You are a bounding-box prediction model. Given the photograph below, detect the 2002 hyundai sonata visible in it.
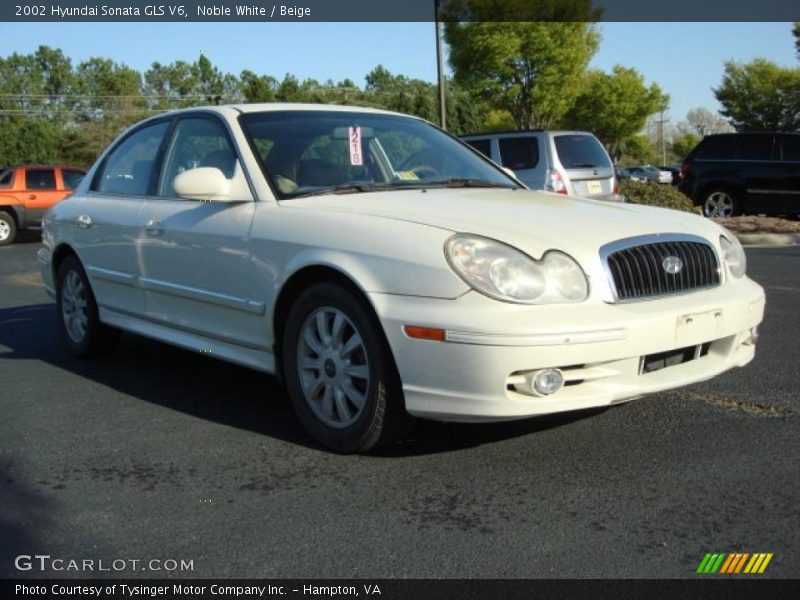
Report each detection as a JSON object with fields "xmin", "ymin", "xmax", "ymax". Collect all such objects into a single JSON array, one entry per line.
[{"xmin": 39, "ymin": 104, "xmax": 765, "ymax": 452}]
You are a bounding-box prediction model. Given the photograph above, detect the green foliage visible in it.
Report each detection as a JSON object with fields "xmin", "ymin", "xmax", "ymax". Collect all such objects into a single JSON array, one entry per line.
[
  {"xmin": 562, "ymin": 65, "xmax": 668, "ymax": 155},
  {"xmin": 671, "ymin": 133, "xmax": 700, "ymax": 161},
  {"xmin": 439, "ymin": 0, "xmax": 603, "ymax": 23},
  {"xmin": 620, "ymin": 180, "xmax": 696, "ymax": 213},
  {"xmin": 445, "ymin": 22, "xmax": 600, "ymax": 129},
  {"xmin": 794, "ymin": 22, "xmax": 800, "ymax": 61},
  {"xmin": 714, "ymin": 59, "xmax": 800, "ymax": 131},
  {"xmin": 239, "ymin": 70, "xmax": 278, "ymax": 103},
  {"xmin": 617, "ymin": 135, "xmax": 657, "ymax": 166}
]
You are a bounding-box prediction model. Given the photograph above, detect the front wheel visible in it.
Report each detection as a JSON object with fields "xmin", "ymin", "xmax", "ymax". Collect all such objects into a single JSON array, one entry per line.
[
  {"xmin": 56, "ymin": 255, "xmax": 119, "ymax": 357},
  {"xmin": 702, "ymin": 189, "xmax": 739, "ymax": 217},
  {"xmin": 282, "ymin": 282, "xmax": 407, "ymax": 453},
  {"xmin": 0, "ymin": 211, "xmax": 17, "ymax": 246}
]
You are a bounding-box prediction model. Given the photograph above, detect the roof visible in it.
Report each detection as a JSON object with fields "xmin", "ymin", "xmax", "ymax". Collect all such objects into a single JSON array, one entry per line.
[
  {"xmin": 460, "ymin": 129, "xmax": 593, "ymax": 138},
  {"xmin": 230, "ymin": 102, "xmax": 408, "ymax": 117},
  {"xmin": 162, "ymin": 102, "xmax": 414, "ymax": 119},
  {"xmin": 6, "ymin": 164, "xmax": 85, "ymax": 170}
]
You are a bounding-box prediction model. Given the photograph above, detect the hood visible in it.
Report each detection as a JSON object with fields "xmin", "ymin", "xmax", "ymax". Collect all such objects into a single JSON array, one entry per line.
[{"xmin": 281, "ymin": 187, "xmax": 721, "ymax": 260}]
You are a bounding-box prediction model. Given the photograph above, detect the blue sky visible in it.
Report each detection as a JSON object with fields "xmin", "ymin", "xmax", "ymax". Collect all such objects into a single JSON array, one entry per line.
[{"xmin": 0, "ymin": 21, "xmax": 796, "ymax": 124}]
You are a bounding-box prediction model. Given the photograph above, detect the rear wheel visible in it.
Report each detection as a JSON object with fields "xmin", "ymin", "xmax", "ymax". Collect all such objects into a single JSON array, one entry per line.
[
  {"xmin": 702, "ymin": 189, "xmax": 739, "ymax": 217},
  {"xmin": 0, "ymin": 211, "xmax": 17, "ymax": 246},
  {"xmin": 56, "ymin": 255, "xmax": 119, "ymax": 357},
  {"xmin": 282, "ymin": 281, "xmax": 407, "ymax": 453}
]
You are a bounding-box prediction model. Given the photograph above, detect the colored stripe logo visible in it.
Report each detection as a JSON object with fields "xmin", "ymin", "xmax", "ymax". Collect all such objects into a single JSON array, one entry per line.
[{"xmin": 696, "ymin": 552, "xmax": 773, "ymax": 574}]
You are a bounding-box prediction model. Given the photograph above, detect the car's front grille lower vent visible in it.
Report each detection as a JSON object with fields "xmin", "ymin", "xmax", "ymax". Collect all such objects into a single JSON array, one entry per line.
[{"xmin": 604, "ymin": 238, "xmax": 720, "ymax": 301}]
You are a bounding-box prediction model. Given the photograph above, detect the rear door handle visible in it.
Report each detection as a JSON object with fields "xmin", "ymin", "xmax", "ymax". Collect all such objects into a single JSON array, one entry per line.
[
  {"xmin": 28, "ymin": 194, "xmax": 37, "ymax": 200},
  {"xmin": 144, "ymin": 219, "xmax": 164, "ymax": 236},
  {"xmin": 76, "ymin": 215, "xmax": 92, "ymax": 229}
]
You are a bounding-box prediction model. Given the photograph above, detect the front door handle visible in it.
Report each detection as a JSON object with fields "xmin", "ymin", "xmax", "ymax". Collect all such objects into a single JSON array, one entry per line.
[
  {"xmin": 144, "ymin": 219, "xmax": 164, "ymax": 236},
  {"xmin": 76, "ymin": 215, "xmax": 92, "ymax": 229}
]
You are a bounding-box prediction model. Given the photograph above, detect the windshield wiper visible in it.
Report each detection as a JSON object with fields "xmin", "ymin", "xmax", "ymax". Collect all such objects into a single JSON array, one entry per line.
[
  {"xmin": 289, "ymin": 183, "xmax": 390, "ymax": 198},
  {"xmin": 569, "ymin": 163, "xmax": 599, "ymax": 168},
  {"xmin": 423, "ymin": 178, "xmax": 519, "ymax": 189}
]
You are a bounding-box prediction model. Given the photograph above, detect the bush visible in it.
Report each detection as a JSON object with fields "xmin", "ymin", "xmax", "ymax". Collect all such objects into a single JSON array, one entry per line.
[{"xmin": 620, "ymin": 179, "xmax": 697, "ymax": 213}]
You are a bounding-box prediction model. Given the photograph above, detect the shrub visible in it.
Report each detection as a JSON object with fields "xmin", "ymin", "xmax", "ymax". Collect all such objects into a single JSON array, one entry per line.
[{"xmin": 620, "ymin": 179, "xmax": 697, "ymax": 213}]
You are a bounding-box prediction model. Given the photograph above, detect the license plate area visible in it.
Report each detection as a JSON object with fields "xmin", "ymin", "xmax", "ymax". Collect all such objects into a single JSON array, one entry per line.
[
  {"xmin": 676, "ymin": 309, "xmax": 723, "ymax": 345},
  {"xmin": 586, "ymin": 181, "xmax": 602, "ymax": 195}
]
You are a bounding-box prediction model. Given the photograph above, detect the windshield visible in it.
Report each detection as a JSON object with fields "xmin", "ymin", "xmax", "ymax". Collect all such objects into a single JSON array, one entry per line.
[
  {"xmin": 240, "ymin": 110, "xmax": 519, "ymax": 199},
  {"xmin": 554, "ymin": 134, "xmax": 612, "ymax": 170}
]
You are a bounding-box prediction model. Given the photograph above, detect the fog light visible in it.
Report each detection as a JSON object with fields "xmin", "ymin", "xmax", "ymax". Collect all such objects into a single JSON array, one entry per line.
[{"xmin": 531, "ymin": 369, "xmax": 564, "ymax": 396}]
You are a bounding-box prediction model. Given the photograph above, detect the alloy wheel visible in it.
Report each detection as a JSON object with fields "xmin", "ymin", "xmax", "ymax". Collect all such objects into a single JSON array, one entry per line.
[
  {"xmin": 297, "ymin": 306, "xmax": 370, "ymax": 429},
  {"xmin": 61, "ymin": 270, "xmax": 89, "ymax": 343},
  {"xmin": 704, "ymin": 191, "xmax": 735, "ymax": 217}
]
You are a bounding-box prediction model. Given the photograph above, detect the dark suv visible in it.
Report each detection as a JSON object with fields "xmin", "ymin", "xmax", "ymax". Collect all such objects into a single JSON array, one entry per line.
[{"xmin": 679, "ymin": 132, "xmax": 800, "ymax": 217}]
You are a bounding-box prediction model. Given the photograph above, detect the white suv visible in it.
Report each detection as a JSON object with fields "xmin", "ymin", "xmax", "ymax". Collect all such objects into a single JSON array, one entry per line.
[{"xmin": 461, "ymin": 130, "xmax": 621, "ymax": 201}]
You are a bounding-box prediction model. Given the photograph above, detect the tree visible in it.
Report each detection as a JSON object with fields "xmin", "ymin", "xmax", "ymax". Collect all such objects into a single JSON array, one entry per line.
[
  {"xmin": 618, "ymin": 135, "xmax": 657, "ymax": 166},
  {"xmin": 445, "ymin": 22, "xmax": 600, "ymax": 129},
  {"xmin": 677, "ymin": 107, "xmax": 733, "ymax": 137},
  {"xmin": 239, "ymin": 70, "xmax": 278, "ymax": 103},
  {"xmin": 562, "ymin": 66, "xmax": 668, "ymax": 156},
  {"xmin": 794, "ymin": 22, "xmax": 800, "ymax": 61},
  {"xmin": 671, "ymin": 132, "xmax": 700, "ymax": 160},
  {"xmin": 714, "ymin": 59, "xmax": 800, "ymax": 131}
]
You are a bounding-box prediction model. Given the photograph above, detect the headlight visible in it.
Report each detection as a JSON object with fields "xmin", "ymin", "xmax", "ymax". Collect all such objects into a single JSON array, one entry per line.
[
  {"xmin": 445, "ymin": 234, "xmax": 588, "ymax": 304},
  {"xmin": 719, "ymin": 232, "xmax": 746, "ymax": 279}
]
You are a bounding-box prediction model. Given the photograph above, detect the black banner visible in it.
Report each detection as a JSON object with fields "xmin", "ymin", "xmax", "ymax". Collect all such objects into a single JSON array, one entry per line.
[
  {"xmin": 3, "ymin": 579, "xmax": 800, "ymax": 600},
  {"xmin": 1, "ymin": 0, "xmax": 800, "ymax": 23}
]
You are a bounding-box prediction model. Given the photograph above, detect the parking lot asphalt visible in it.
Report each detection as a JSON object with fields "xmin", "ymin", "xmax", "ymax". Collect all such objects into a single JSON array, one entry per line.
[{"xmin": 1, "ymin": 232, "xmax": 798, "ymax": 579}]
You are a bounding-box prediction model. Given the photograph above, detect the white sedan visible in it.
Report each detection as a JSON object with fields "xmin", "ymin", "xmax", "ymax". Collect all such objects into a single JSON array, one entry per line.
[
  {"xmin": 627, "ymin": 165, "xmax": 673, "ymax": 184},
  {"xmin": 38, "ymin": 104, "xmax": 765, "ymax": 452}
]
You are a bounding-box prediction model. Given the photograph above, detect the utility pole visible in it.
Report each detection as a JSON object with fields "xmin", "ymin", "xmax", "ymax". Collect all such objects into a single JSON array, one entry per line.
[
  {"xmin": 435, "ymin": 0, "xmax": 446, "ymax": 130},
  {"xmin": 653, "ymin": 109, "xmax": 669, "ymax": 165}
]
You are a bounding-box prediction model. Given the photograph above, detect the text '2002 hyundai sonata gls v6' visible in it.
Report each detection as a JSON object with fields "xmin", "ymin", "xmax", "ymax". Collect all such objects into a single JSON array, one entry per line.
[{"xmin": 38, "ymin": 104, "xmax": 765, "ymax": 452}]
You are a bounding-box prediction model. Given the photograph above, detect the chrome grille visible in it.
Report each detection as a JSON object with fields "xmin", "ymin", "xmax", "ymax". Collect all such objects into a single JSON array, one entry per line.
[{"xmin": 603, "ymin": 236, "xmax": 720, "ymax": 301}]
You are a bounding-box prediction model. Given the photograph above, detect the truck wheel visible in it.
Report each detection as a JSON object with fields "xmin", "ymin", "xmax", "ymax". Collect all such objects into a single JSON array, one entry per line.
[{"xmin": 0, "ymin": 211, "xmax": 16, "ymax": 246}]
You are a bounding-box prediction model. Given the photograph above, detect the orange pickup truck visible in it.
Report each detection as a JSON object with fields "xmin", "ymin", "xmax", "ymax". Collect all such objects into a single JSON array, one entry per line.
[{"xmin": 0, "ymin": 164, "xmax": 85, "ymax": 245}]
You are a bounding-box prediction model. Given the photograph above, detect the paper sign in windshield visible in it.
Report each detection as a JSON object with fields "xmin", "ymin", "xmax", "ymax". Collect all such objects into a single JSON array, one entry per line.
[{"xmin": 349, "ymin": 126, "xmax": 362, "ymax": 166}]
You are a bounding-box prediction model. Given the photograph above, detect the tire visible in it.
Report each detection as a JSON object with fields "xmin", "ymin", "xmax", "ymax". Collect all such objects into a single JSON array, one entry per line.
[
  {"xmin": 702, "ymin": 189, "xmax": 739, "ymax": 218},
  {"xmin": 282, "ymin": 281, "xmax": 408, "ymax": 453},
  {"xmin": 55, "ymin": 254, "xmax": 120, "ymax": 357},
  {"xmin": 0, "ymin": 211, "xmax": 17, "ymax": 246}
]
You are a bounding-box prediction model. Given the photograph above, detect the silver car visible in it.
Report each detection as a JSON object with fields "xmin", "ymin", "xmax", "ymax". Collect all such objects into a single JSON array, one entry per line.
[
  {"xmin": 461, "ymin": 130, "xmax": 620, "ymax": 201},
  {"xmin": 627, "ymin": 165, "xmax": 673, "ymax": 184}
]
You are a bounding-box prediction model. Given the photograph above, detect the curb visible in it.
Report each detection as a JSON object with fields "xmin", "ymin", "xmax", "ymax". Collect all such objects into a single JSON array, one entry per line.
[{"xmin": 733, "ymin": 232, "xmax": 800, "ymax": 247}]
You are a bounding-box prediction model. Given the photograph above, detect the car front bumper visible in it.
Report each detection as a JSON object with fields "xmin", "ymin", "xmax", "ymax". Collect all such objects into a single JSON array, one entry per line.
[{"xmin": 370, "ymin": 277, "xmax": 765, "ymax": 422}]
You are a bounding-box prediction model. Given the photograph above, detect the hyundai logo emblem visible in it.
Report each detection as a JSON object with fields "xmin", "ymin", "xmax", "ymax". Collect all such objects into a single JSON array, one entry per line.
[{"xmin": 662, "ymin": 256, "xmax": 684, "ymax": 275}]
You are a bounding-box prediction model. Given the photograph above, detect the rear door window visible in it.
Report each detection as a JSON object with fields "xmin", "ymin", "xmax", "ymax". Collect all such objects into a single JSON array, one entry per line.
[
  {"xmin": 465, "ymin": 138, "xmax": 491, "ymax": 158},
  {"xmin": 553, "ymin": 135, "xmax": 610, "ymax": 169},
  {"xmin": 695, "ymin": 136, "xmax": 736, "ymax": 160},
  {"xmin": 735, "ymin": 135, "xmax": 775, "ymax": 161},
  {"xmin": 93, "ymin": 120, "xmax": 171, "ymax": 196},
  {"xmin": 62, "ymin": 170, "xmax": 85, "ymax": 189},
  {"xmin": 0, "ymin": 169, "xmax": 13, "ymax": 187},
  {"xmin": 499, "ymin": 137, "xmax": 539, "ymax": 169},
  {"xmin": 26, "ymin": 169, "xmax": 57, "ymax": 190},
  {"xmin": 781, "ymin": 135, "xmax": 800, "ymax": 161}
]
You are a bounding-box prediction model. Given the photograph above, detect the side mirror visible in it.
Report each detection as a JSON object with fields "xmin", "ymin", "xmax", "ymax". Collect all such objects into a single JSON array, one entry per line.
[
  {"xmin": 501, "ymin": 167, "xmax": 517, "ymax": 179},
  {"xmin": 173, "ymin": 167, "xmax": 231, "ymax": 202}
]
